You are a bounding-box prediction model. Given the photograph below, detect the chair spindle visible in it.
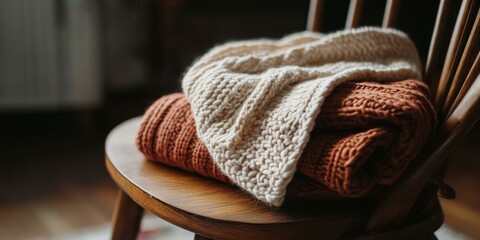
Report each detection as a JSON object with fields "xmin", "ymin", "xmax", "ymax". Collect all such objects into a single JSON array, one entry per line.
[
  {"xmin": 307, "ymin": 0, "xmax": 324, "ymax": 32},
  {"xmin": 346, "ymin": 0, "xmax": 364, "ymax": 29},
  {"xmin": 434, "ymin": 0, "xmax": 477, "ymax": 116},
  {"xmin": 447, "ymin": 51, "xmax": 480, "ymax": 118},
  {"xmin": 442, "ymin": 8, "xmax": 480, "ymax": 118},
  {"xmin": 382, "ymin": 0, "xmax": 400, "ymax": 27},
  {"xmin": 425, "ymin": 0, "xmax": 453, "ymax": 88}
]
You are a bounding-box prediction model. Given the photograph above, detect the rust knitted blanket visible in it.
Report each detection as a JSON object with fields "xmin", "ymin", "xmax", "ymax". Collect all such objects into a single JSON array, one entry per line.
[{"xmin": 137, "ymin": 79, "xmax": 436, "ymax": 199}]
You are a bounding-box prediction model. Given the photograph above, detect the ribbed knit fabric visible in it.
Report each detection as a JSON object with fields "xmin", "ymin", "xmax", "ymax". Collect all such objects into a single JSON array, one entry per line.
[
  {"xmin": 181, "ymin": 27, "xmax": 423, "ymax": 206},
  {"xmin": 137, "ymin": 93, "xmax": 230, "ymax": 183},
  {"xmin": 136, "ymin": 80, "xmax": 437, "ymax": 200}
]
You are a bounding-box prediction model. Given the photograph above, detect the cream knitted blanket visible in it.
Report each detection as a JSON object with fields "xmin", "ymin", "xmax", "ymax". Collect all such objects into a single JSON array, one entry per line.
[{"xmin": 182, "ymin": 27, "xmax": 422, "ymax": 206}]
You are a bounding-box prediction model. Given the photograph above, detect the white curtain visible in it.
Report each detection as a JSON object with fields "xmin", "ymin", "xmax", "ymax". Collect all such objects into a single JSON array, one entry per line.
[{"xmin": 0, "ymin": 0, "xmax": 102, "ymax": 109}]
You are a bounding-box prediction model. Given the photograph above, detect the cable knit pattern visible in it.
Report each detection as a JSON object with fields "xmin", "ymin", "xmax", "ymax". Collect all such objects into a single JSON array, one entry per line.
[
  {"xmin": 181, "ymin": 27, "xmax": 422, "ymax": 206},
  {"xmin": 137, "ymin": 80, "xmax": 436, "ymax": 202}
]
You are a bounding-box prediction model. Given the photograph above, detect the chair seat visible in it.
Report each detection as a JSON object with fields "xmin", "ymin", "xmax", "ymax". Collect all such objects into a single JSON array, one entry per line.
[{"xmin": 105, "ymin": 117, "xmax": 375, "ymax": 239}]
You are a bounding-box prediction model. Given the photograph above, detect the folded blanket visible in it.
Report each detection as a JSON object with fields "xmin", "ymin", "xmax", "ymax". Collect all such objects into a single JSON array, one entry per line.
[
  {"xmin": 181, "ymin": 27, "xmax": 423, "ymax": 206},
  {"xmin": 137, "ymin": 80, "xmax": 436, "ymax": 200}
]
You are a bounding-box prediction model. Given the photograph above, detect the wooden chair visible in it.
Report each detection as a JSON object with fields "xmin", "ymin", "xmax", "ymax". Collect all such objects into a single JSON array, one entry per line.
[{"xmin": 105, "ymin": 0, "xmax": 480, "ymax": 239}]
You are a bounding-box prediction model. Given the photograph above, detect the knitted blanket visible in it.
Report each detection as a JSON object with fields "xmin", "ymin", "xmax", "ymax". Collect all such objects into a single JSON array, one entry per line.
[
  {"xmin": 180, "ymin": 27, "xmax": 423, "ymax": 206},
  {"xmin": 137, "ymin": 80, "xmax": 436, "ymax": 202}
]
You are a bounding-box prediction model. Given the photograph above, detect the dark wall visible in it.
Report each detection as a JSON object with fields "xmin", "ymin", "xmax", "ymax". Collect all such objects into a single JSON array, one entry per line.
[
  {"xmin": 151, "ymin": 0, "xmax": 310, "ymax": 93},
  {"xmin": 144, "ymin": 0, "xmax": 446, "ymax": 95}
]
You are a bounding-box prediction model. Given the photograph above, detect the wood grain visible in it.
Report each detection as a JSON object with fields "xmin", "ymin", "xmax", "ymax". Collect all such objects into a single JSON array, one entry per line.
[
  {"xmin": 111, "ymin": 191, "xmax": 144, "ymax": 240},
  {"xmin": 105, "ymin": 118, "xmax": 369, "ymax": 240},
  {"xmin": 194, "ymin": 234, "xmax": 213, "ymax": 240},
  {"xmin": 106, "ymin": 118, "xmax": 450, "ymax": 239},
  {"xmin": 106, "ymin": 117, "xmax": 449, "ymax": 239}
]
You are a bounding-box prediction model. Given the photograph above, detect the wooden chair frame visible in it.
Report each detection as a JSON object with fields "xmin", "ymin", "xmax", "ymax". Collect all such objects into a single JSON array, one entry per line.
[{"xmin": 106, "ymin": 0, "xmax": 480, "ymax": 239}]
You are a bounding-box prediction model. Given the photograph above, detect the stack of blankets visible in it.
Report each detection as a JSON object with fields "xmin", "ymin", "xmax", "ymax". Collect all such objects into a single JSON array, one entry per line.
[{"xmin": 136, "ymin": 27, "xmax": 437, "ymax": 206}]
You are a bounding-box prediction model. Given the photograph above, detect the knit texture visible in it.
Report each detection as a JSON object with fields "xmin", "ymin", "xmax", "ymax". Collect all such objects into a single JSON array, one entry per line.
[
  {"xmin": 136, "ymin": 80, "xmax": 436, "ymax": 201},
  {"xmin": 181, "ymin": 27, "xmax": 423, "ymax": 206}
]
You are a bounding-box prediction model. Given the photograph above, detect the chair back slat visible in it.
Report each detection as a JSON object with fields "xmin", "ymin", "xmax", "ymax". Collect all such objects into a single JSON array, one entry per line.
[
  {"xmin": 448, "ymin": 51, "xmax": 480, "ymax": 117},
  {"xmin": 366, "ymin": 73, "xmax": 480, "ymax": 231},
  {"xmin": 419, "ymin": 72, "xmax": 480, "ymax": 191},
  {"xmin": 443, "ymin": 74, "xmax": 480, "ymax": 142},
  {"xmin": 307, "ymin": 0, "xmax": 324, "ymax": 32},
  {"xmin": 442, "ymin": 9, "xmax": 480, "ymax": 118},
  {"xmin": 346, "ymin": 0, "xmax": 364, "ymax": 29},
  {"xmin": 340, "ymin": 0, "xmax": 480, "ymax": 231},
  {"xmin": 382, "ymin": 0, "xmax": 400, "ymax": 27},
  {"xmin": 305, "ymin": 0, "xmax": 480, "ymax": 233},
  {"xmin": 434, "ymin": 0, "xmax": 477, "ymax": 114},
  {"xmin": 425, "ymin": 0, "xmax": 454, "ymax": 88}
]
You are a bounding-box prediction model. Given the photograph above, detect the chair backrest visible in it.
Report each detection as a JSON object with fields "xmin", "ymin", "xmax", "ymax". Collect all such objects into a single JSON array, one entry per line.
[{"xmin": 307, "ymin": 0, "xmax": 480, "ymax": 232}]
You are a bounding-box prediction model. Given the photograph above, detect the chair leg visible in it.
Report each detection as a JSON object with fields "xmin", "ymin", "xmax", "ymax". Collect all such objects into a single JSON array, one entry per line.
[
  {"xmin": 194, "ymin": 234, "xmax": 214, "ymax": 240},
  {"xmin": 111, "ymin": 190, "xmax": 144, "ymax": 240}
]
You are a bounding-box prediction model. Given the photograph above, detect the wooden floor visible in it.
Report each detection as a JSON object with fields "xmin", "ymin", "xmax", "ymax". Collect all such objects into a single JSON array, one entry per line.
[
  {"xmin": 0, "ymin": 180, "xmax": 117, "ymax": 239},
  {"xmin": 0, "ymin": 111, "xmax": 117, "ymax": 240},
  {"xmin": 0, "ymin": 109, "xmax": 479, "ymax": 239}
]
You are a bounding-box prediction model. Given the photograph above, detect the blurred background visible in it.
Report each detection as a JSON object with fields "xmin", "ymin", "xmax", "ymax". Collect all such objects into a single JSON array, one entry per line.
[{"xmin": 0, "ymin": 0, "xmax": 478, "ymax": 239}]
